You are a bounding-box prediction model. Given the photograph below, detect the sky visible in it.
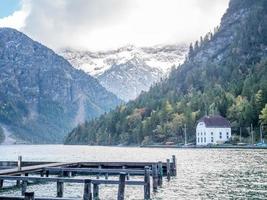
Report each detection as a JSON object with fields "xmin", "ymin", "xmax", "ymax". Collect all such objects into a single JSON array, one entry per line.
[{"xmin": 0, "ymin": 0, "xmax": 230, "ymax": 51}]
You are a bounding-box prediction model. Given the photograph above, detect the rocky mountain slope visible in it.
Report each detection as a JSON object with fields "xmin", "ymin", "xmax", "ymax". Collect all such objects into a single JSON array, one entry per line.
[
  {"xmin": 0, "ymin": 28, "xmax": 121, "ymax": 143},
  {"xmin": 60, "ymin": 44, "xmax": 188, "ymax": 101},
  {"xmin": 65, "ymin": 0, "xmax": 267, "ymax": 145}
]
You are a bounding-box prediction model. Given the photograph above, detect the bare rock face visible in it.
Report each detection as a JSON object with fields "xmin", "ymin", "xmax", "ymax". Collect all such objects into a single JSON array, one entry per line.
[
  {"xmin": 0, "ymin": 28, "xmax": 121, "ymax": 143},
  {"xmin": 60, "ymin": 44, "xmax": 188, "ymax": 101},
  {"xmin": 190, "ymin": 0, "xmax": 267, "ymax": 65}
]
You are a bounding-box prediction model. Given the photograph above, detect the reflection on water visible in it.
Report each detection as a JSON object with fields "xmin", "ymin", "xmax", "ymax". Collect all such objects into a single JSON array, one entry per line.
[{"xmin": 0, "ymin": 145, "xmax": 267, "ymax": 199}]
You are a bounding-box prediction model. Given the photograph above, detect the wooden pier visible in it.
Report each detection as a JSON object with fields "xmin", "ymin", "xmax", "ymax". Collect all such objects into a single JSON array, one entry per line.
[{"xmin": 0, "ymin": 156, "xmax": 177, "ymax": 200}]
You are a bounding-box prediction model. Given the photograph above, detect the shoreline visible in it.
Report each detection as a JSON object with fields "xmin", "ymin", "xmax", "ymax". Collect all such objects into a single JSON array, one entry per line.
[
  {"xmin": 1, "ymin": 143, "xmax": 267, "ymax": 150},
  {"xmin": 140, "ymin": 145, "xmax": 267, "ymax": 149}
]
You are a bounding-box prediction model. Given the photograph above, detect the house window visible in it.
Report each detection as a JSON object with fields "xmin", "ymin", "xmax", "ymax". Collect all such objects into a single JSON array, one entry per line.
[
  {"xmin": 204, "ymin": 132, "xmax": 206, "ymax": 136},
  {"xmin": 211, "ymin": 137, "xmax": 214, "ymax": 143},
  {"xmin": 226, "ymin": 132, "xmax": 229, "ymax": 139},
  {"xmin": 220, "ymin": 132, "xmax": 222, "ymax": 139},
  {"xmin": 211, "ymin": 132, "xmax": 213, "ymax": 136},
  {"xmin": 198, "ymin": 138, "xmax": 200, "ymax": 143},
  {"xmin": 201, "ymin": 132, "xmax": 202, "ymax": 136},
  {"xmin": 201, "ymin": 138, "xmax": 203, "ymax": 143},
  {"xmin": 204, "ymin": 137, "xmax": 206, "ymax": 143}
]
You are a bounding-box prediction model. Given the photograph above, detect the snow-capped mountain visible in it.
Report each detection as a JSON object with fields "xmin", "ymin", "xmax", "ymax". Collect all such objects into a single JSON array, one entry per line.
[{"xmin": 60, "ymin": 44, "xmax": 188, "ymax": 101}]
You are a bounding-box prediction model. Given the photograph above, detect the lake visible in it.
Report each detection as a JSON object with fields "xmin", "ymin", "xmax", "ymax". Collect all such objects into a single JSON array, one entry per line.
[{"xmin": 0, "ymin": 145, "xmax": 267, "ymax": 199}]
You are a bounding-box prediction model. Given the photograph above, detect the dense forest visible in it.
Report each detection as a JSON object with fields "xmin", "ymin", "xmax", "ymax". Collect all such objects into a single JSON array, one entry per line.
[{"xmin": 65, "ymin": 0, "xmax": 267, "ymax": 145}]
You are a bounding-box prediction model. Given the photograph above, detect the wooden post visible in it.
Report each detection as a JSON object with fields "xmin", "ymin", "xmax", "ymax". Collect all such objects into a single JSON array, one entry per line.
[
  {"xmin": 67, "ymin": 171, "xmax": 72, "ymax": 177},
  {"xmin": 96, "ymin": 165, "xmax": 101, "ymax": 179},
  {"xmin": 144, "ymin": 166, "xmax": 150, "ymax": 200},
  {"xmin": 157, "ymin": 162, "xmax": 163, "ymax": 187},
  {"xmin": 25, "ymin": 173, "xmax": 29, "ymax": 177},
  {"xmin": 166, "ymin": 159, "xmax": 171, "ymax": 182},
  {"xmin": 40, "ymin": 170, "xmax": 44, "ymax": 177},
  {"xmin": 57, "ymin": 181, "xmax": 64, "ymax": 197},
  {"xmin": 21, "ymin": 180, "xmax": 27, "ymax": 196},
  {"xmin": 93, "ymin": 184, "xmax": 99, "ymax": 200},
  {"xmin": 16, "ymin": 175, "xmax": 21, "ymax": 186},
  {"xmin": 152, "ymin": 164, "xmax": 158, "ymax": 192},
  {"xmin": 171, "ymin": 155, "xmax": 177, "ymax": 176},
  {"xmin": 122, "ymin": 166, "xmax": 129, "ymax": 180},
  {"xmin": 24, "ymin": 192, "xmax": 35, "ymax": 200},
  {"xmin": 117, "ymin": 172, "xmax": 126, "ymax": 200},
  {"xmin": 105, "ymin": 173, "xmax": 108, "ymax": 180},
  {"xmin": 0, "ymin": 179, "xmax": 3, "ymax": 189},
  {"xmin": 83, "ymin": 179, "xmax": 92, "ymax": 200},
  {"xmin": 18, "ymin": 156, "xmax": 22, "ymax": 171},
  {"xmin": 45, "ymin": 170, "xmax": 49, "ymax": 177}
]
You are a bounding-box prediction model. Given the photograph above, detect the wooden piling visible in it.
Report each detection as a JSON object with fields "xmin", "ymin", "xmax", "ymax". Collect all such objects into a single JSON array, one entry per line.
[
  {"xmin": 21, "ymin": 180, "xmax": 27, "ymax": 196},
  {"xmin": 144, "ymin": 166, "xmax": 150, "ymax": 200},
  {"xmin": 16, "ymin": 175, "xmax": 21, "ymax": 186},
  {"xmin": 40, "ymin": 170, "xmax": 44, "ymax": 177},
  {"xmin": 56, "ymin": 181, "xmax": 64, "ymax": 197},
  {"xmin": 122, "ymin": 166, "xmax": 129, "ymax": 180},
  {"xmin": 18, "ymin": 156, "xmax": 22, "ymax": 171},
  {"xmin": 166, "ymin": 159, "xmax": 171, "ymax": 182},
  {"xmin": 126, "ymin": 173, "xmax": 130, "ymax": 180},
  {"xmin": 157, "ymin": 162, "xmax": 163, "ymax": 187},
  {"xmin": 117, "ymin": 172, "xmax": 126, "ymax": 200},
  {"xmin": 24, "ymin": 192, "xmax": 35, "ymax": 200},
  {"xmin": 83, "ymin": 179, "xmax": 92, "ymax": 200},
  {"xmin": 171, "ymin": 155, "xmax": 177, "ymax": 176},
  {"xmin": 45, "ymin": 170, "xmax": 49, "ymax": 177},
  {"xmin": 69, "ymin": 171, "xmax": 73, "ymax": 177},
  {"xmin": 152, "ymin": 164, "xmax": 158, "ymax": 192},
  {"xmin": 105, "ymin": 173, "xmax": 108, "ymax": 180},
  {"xmin": 93, "ymin": 183, "xmax": 99, "ymax": 200},
  {"xmin": 96, "ymin": 166, "xmax": 101, "ymax": 179},
  {"xmin": 0, "ymin": 179, "xmax": 3, "ymax": 189}
]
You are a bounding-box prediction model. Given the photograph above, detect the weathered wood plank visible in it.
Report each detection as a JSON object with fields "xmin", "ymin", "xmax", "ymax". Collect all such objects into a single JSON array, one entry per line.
[
  {"xmin": 45, "ymin": 167, "xmax": 151, "ymax": 175},
  {"xmin": 0, "ymin": 163, "xmax": 75, "ymax": 176},
  {"xmin": 0, "ymin": 176, "xmax": 145, "ymax": 185}
]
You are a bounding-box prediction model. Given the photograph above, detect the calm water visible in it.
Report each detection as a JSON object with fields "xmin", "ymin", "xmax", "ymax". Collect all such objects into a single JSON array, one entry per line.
[{"xmin": 0, "ymin": 145, "xmax": 267, "ymax": 199}]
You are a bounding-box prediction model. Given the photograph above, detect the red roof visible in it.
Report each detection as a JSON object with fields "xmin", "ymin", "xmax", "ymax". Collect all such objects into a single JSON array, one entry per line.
[{"xmin": 198, "ymin": 115, "xmax": 231, "ymax": 128}]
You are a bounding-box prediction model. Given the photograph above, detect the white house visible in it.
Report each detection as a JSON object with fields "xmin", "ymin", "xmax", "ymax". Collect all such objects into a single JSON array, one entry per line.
[{"xmin": 196, "ymin": 115, "xmax": 231, "ymax": 146}]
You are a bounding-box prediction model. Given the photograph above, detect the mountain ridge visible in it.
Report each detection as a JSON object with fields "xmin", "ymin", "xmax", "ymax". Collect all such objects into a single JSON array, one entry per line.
[
  {"xmin": 60, "ymin": 44, "xmax": 188, "ymax": 101},
  {"xmin": 0, "ymin": 28, "xmax": 122, "ymax": 143}
]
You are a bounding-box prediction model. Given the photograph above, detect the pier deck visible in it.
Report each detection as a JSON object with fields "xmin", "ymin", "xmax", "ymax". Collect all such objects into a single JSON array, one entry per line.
[{"xmin": 0, "ymin": 155, "xmax": 177, "ymax": 200}]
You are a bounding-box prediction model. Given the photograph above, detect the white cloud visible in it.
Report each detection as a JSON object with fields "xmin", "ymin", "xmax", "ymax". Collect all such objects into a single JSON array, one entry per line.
[
  {"xmin": 0, "ymin": 0, "xmax": 29, "ymax": 30},
  {"xmin": 1, "ymin": 0, "xmax": 230, "ymax": 51}
]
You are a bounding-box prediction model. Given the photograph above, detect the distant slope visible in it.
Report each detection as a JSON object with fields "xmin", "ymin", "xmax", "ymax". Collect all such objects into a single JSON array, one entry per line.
[
  {"xmin": 0, "ymin": 126, "xmax": 4, "ymax": 144},
  {"xmin": 60, "ymin": 44, "xmax": 188, "ymax": 101},
  {"xmin": 65, "ymin": 0, "xmax": 267, "ymax": 145},
  {"xmin": 0, "ymin": 28, "xmax": 122, "ymax": 143}
]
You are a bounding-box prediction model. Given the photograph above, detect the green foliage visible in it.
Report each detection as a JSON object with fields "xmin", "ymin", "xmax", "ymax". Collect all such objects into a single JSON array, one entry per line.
[
  {"xmin": 260, "ymin": 104, "xmax": 267, "ymax": 125},
  {"xmin": 65, "ymin": 1, "xmax": 267, "ymax": 145}
]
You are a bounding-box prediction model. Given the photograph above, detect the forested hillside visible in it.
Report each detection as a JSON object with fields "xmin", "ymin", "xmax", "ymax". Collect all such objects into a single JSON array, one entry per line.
[{"xmin": 65, "ymin": 0, "xmax": 267, "ymax": 145}]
